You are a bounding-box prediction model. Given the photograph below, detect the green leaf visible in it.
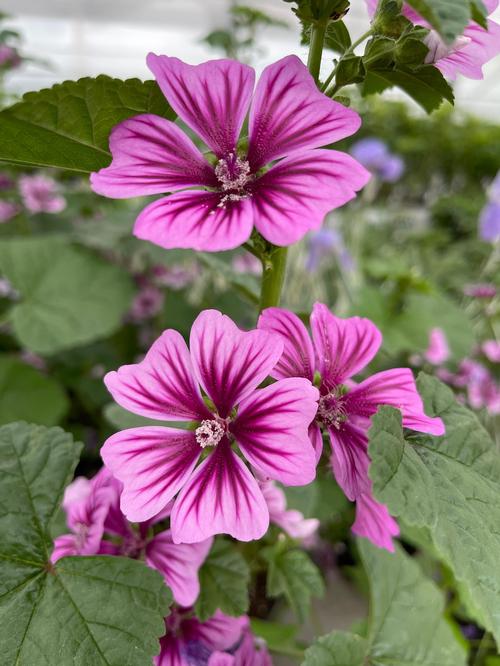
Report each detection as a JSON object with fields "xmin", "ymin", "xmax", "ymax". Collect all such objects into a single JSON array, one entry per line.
[
  {"xmin": 405, "ymin": 0, "xmax": 470, "ymax": 42},
  {"xmin": 0, "ymin": 421, "xmax": 171, "ymax": 665},
  {"xmin": 250, "ymin": 619, "xmax": 302, "ymax": 658},
  {"xmin": 324, "ymin": 20, "xmax": 352, "ymax": 53},
  {"xmin": 194, "ymin": 539, "xmax": 250, "ymax": 621},
  {"xmin": 470, "ymin": 0, "xmax": 488, "ymax": 28},
  {"xmin": 0, "ymin": 236, "xmax": 135, "ymax": 354},
  {"xmin": 0, "ymin": 355, "xmax": 68, "ymax": 425},
  {"xmin": 304, "ymin": 541, "xmax": 466, "ymax": 665},
  {"xmin": 303, "ymin": 631, "xmax": 368, "ymax": 665},
  {"xmin": 368, "ymin": 375, "xmax": 500, "ymax": 647},
  {"xmin": 0, "ymin": 76, "xmax": 175, "ymax": 172},
  {"xmin": 335, "ymin": 55, "xmax": 366, "ymax": 87},
  {"xmin": 363, "ymin": 64, "xmax": 454, "ymax": 113},
  {"xmin": 263, "ymin": 547, "xmax": 325, "ymax": 622}
]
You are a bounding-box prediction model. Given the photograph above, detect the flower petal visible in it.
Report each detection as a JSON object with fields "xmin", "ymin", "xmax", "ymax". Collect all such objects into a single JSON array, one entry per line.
[
  {"xmin": 170, "ymin": 439, "xmax": 269, "ymax": 543},
  {"xmin": 155, "ymin": 632, "xmax": 185, "ymax": 666},
  {"xmin": 352, "ymin": 491, "xmax": 399, "ymax": 552},
  {"xmin": 231, "ymin": 378, "xmax": 319, "ymax": 486},
  {"xmin": 51, "ymin": 534, "xmax": 80, "ymax": 563},
  {"xmin": 90, "ymin": 114, "xmax": 216, "ymax": 198},
  {"xmin": 346, "ymin": 368, "xmax": 445, "ymax": 435},
  {"xmin": 258, "ymin": 307, "xmax": 315, "ymax": 381},
  {"xmin": 309, "ymin": 422, "xmax": 324, "ymax": 463},
  {"xmin": 249, "ymin": 150, "xmax": 370, "ymax": 246},
  {"xmin": 190, "ymin": 310, "xmax": 283, "ymax": 418},
  {"xmin": 310, "ymin": 303, "xmax": 382, "ymax": 385},
  {"xmin": 260, "ymin": 480, "xmax": 319, "ymax": 540},
  {"xmin": 146, "ymin": 531, "xmax": 212, "ymax": 606},
  {"xmin": 134, "ymin": 190, "xmax": 254, "ymax": 252},
  {"xmin": 104, "ymin": 329, "xmax": 210, "ymax": 422},
  {"xmin": 248, "ymin": 55, "xmax": 362, "ymax": 170},
  {"xmin": 101, "ymin": 427, "xmax": 200, "ymax": 523},
  {"xmin": 327, "ymin": 424, "xmax": 371, "ymax": 501},
  {"xmin": 147, "ymin": 54, "xmax": 254, "ymax": 157},
  {"xmin": 183, "ymin": 611, "xmax": 247, "ymax": 652}
]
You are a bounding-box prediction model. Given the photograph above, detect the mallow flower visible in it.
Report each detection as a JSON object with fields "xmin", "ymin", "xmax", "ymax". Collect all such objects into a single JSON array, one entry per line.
[
  {"xmin": 101, "ymin": 309, "xmax": 319, "ymax": 544},
  {"xmin": 90, "ymin": 54, "xmax": 370, "ymax": 252},
  {"xmin": 155, "ymin": 609, "xmax": 252, "ymax": 666},
  {"xmin": 479, "ymin": 171, "xmax": 500, "ymax": 243},
  {"xmin": 350, "ymin": 138, "xmax": 404, "ymax": 183},
  {"xmin": 258, "ymin": 303, "xmax": 445, "ymax": 551},
  {"xmin": 366, "ymin": 0, "xmax": 500, "ymax": 80},
  {"xmin": 19, "ymin": 174, "xmax": 66, "ymax": 214},
  {"xmin": 52, "ymin": 468, "xmax": 211, "ymax": 606},
  {"xmin": 259, "ymin": 479, "xmax": 319, "ymax": 541}
]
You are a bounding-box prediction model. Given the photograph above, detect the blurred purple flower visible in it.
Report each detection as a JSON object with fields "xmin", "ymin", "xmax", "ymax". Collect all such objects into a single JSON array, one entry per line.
[
  {"xmin": 152, "ymin": 263, "xmax": 199, "ymax": 290},
  {"xmin": 463, "ymin": 283, "xmax": 496, "ymax": 298},
  {"xmin": 350, "ymin": 138, "xmax": 404, "ymax": 183},
  {"xmin": 306, "ymin": 228, "xmax": 355, "ymax": 273},
  {"xmin": 479, "ymin": 172, "xmax": 500, "ymax": 242},
  {"xmin": 0, "ymin": 173, "xmax": 14, "ymax": 190},
  {"xmin": 19, "ymin": 174, "xmax": 66, "ymax": 214},
  {"xmin": 232, "ymin": 252, "xmax": 262, "ymax": 275},
  {"xmin": 128, "ymin": 284, "xmax": 164, "ymax": 322},
  {"xmin": 0, "ymin": 44, "xmax": 21, "ymax": 69},
  {"xmin": 483, "ymin": 340, "xmax": 500, "ymax": 363},
  {"xmin": 424, "ymin": 328, "xmax": 450, "ymax": 365},
  {"xmin": 0, "ymin": 200, "xmax": 20, "ymax": 223}
]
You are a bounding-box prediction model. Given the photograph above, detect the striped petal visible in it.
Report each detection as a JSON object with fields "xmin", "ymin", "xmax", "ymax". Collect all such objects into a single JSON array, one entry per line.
[
  {"xmin": 258, "ymin": 307, "xmax": 315, "ymax": 381},
  {"xmin": 101, "ymin": 427, "xmax": 201, "ymax": 523},
  {"xmin": 249, "ymin": 150, "xmax": 370, "ymax": 246},
  {"xmin": 231, "ymin": 378, "xmax": 319, "ymax": 486},
  {"xmin": 248, "ymin": 55, "xmax": 362, "ymax": 170},
  {"xmin": 90, "ymin": 114, "xmax": 216, "ymax": 198},
  {"xmin": 134, "ymin": 190, "xmax": 254, "ymax": 252},
  {"xmin": 170, "ymin": 438, "xmax": 269, "ymax": 544},
  {"xmin": 104, "ymin": 329, "xmax": 210, "ymax": 422},
  {"xmin": 310, "ymin": 303, "xmax": 382, "ymax": 386},
  {"xmin": 189, "ymin": 309, "xmax": 283, "ymax": 418},
  {"xmin": 147, "ymin": 54, "xmax": 254, "ymax": 157}
]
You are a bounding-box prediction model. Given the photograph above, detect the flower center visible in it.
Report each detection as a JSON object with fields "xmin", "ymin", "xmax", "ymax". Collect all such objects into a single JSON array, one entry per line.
[
  {"xmin": 195, "ymin": 419, "xmax": 225, "ymax": 448},
  {"xmin": 317, "ymin": 388, "xmax": 349, "ymax": 430},
  {"xmin": 214, "ymin": 152, "xmax": 252, "ymax": 208},
  {"xmin": 121, "ymin": 533, "xmax": 146, "ymax": 559}
]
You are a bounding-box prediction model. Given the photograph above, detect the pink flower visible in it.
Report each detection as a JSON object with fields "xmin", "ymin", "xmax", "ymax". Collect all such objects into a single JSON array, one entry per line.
[
  {"xmin": 152, "ymin": 263, "xmax": 199, "ymax": 290},
  {"xmin": 424, "ymin": 327, "xmax": 450, "ymax": 365},
  {"xmin": 51, "ymin": 474, "xmax": 113, "ymax": 561},
  {"xmin": 258, "ymin": 303, "xmax": 445, "ymax": 551},
  {"xmin": 208, "ymin": 626, "xmax": 272, "ymax": 665},
  {"xmin": 464, "ymin": 283, "xmax": 496, "ymax": 298},
  {"xmin": 155, "ymin": 609, "xmax": 247, "ymax": 665},
  {"xmin": 91, "ymin": 54, "xmax": 370, "ymax": 252},
  {"xmin": 232, "ymin": 253, "xmax": 262, "ymax": 275},
  {"xmin": 0, "ymin": 200, "xmax": 20, "ymax": 223},
  {"xmin": 483, "ymin": 340, "xmax": 500, "ymax": 363},
  {"xmin": 128, "ymin": 284, "xmax": 164, "ymax": 322},
  {"xmin": 259, "ymin": 479, "xmax": 319, "ymax": 541},
  {"xmin": 366, "ymin": 0, "xmax": 500, "ymax": 80},
  {"xmin": 52, "ymin": 469, "xmax": 211, "ymax": 606},
  {"xmin": 19, "ymin": 174, "xmax": 66, "ymax": 214},
  {"xmin": 0, "ymin": 44, "xmax": 21, "ymax": 69},
  {"xmin": 101, "ymin": 310, "xmax": 319, "ymax": 544},
  {"xmin": 0, "ymin": 173, "xmax": 14, "ymax": 190}
]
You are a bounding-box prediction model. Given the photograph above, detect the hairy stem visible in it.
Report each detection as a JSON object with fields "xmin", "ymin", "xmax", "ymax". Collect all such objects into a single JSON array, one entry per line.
[
  {"xmin": 259, "ymin": 246, "xmax": 288, "ymax": 312},
  {"xmin": 257, "ymin": 21, "xmax": 327, "ymax": 312}
]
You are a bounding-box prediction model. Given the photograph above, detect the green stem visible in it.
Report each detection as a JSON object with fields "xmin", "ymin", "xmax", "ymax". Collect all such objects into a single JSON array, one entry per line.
[
  {"xmin": 259, "ymin": 246, "xmax": 288, "ymax": 311},
  {"xmin": 256, "ymin": 22, "xmax": 327, "ymax": 313},
  {"xmin": 324, "ymin": 28, "xmax": 373, "ymax": 97},
  {"xmin": 307, "ymin": 21, "xmax": 327, "ymax": 82}
]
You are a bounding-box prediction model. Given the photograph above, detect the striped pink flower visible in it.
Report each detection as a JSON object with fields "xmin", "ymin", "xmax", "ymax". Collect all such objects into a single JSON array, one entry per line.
[
  {"xmin": 258, "ymin": 303, "xmax": 444, "ymax": 552},
  {"xmin": 91, "ymin": 54, "xmax": 369, "ymax": 252},
  {"xmin": 101, "ymin": 310, "xmax": 319, "ymax": 544}
]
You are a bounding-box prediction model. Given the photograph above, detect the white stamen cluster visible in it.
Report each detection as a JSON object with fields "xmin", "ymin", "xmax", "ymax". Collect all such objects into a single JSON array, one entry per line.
[
  {"xmin": 214, "ymin": 153, "xmax": 251, "ymax": 192},
  {"xmin": 195, "ymin": 419, "xmax": 225, "ymax": 448},
  {"xmin": 317, "ymin": 391, "xmax": 348, "ymax": 430}
]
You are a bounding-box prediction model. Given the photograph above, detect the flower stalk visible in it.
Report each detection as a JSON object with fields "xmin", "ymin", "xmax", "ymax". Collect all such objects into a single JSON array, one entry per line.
[{"xmin": 257, "ymin": 21, "xmax": 328, "ymax": 313}]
